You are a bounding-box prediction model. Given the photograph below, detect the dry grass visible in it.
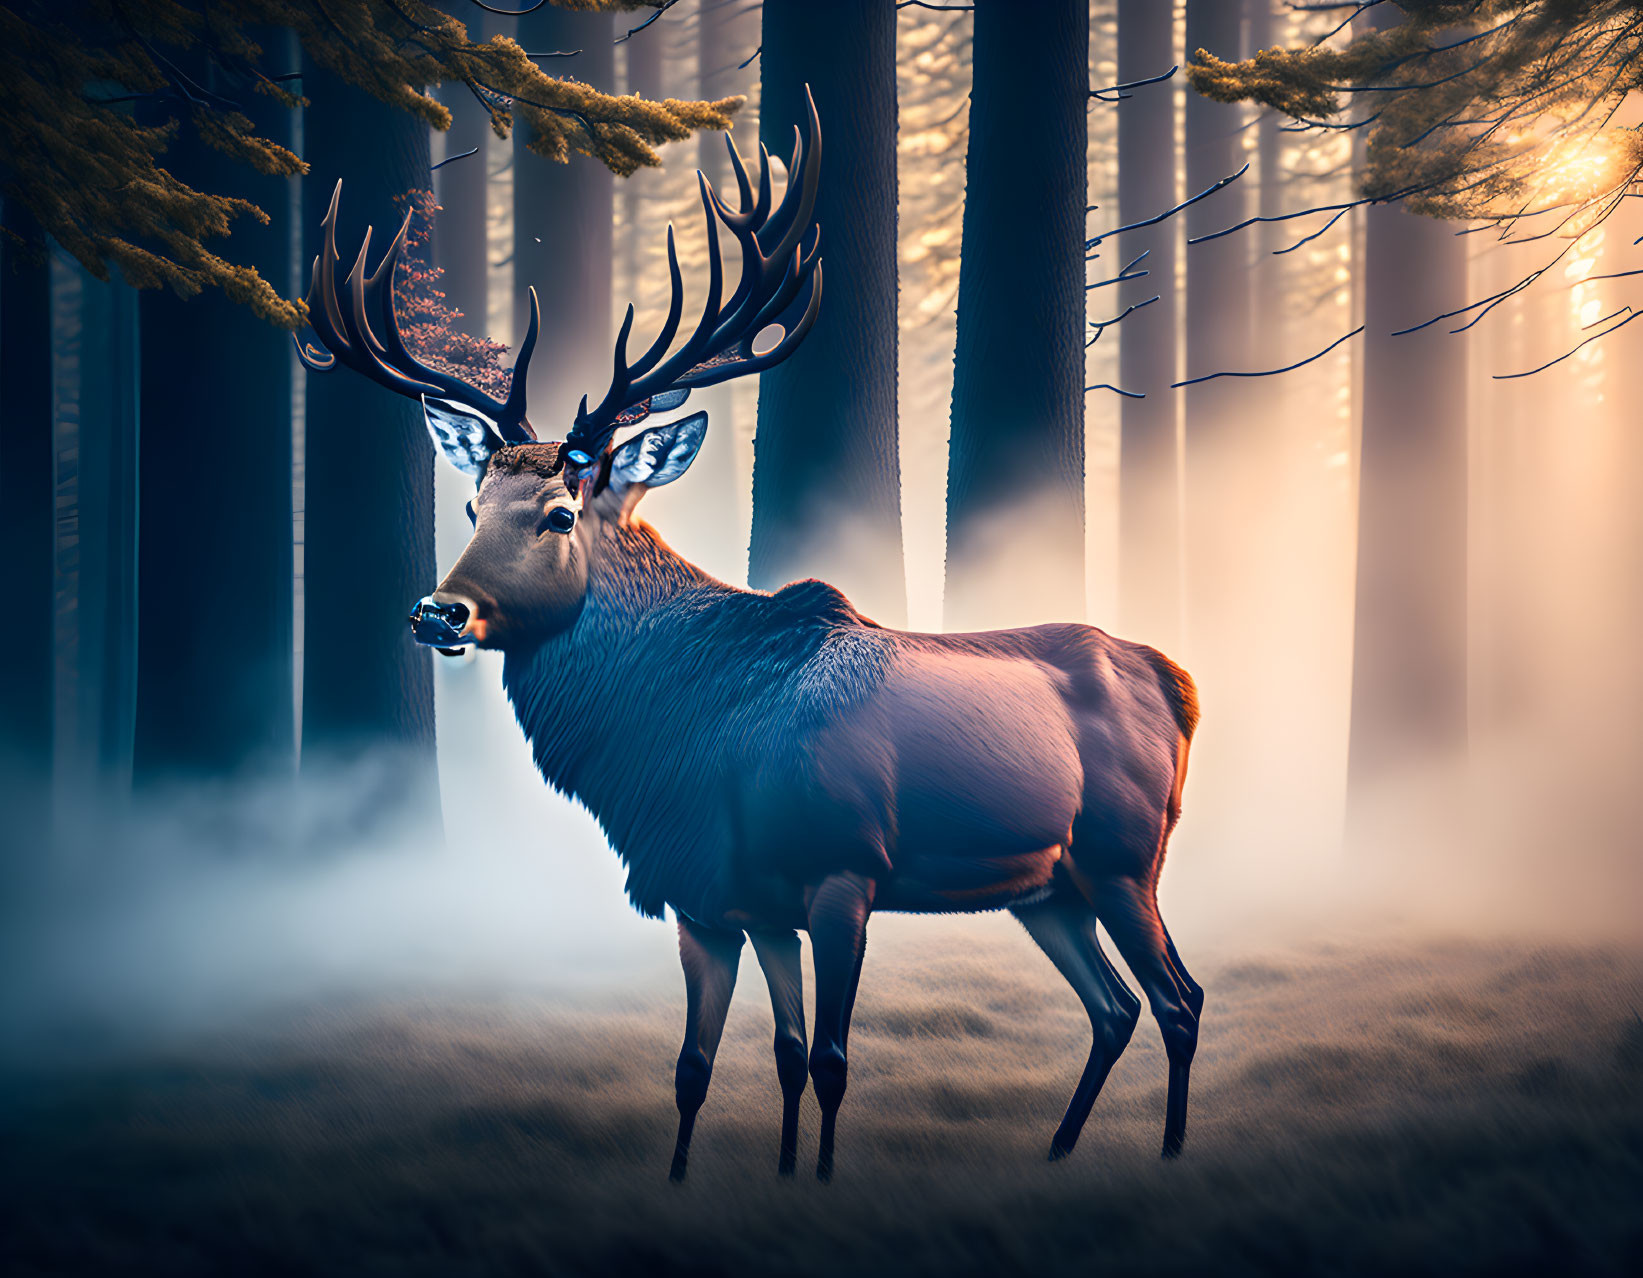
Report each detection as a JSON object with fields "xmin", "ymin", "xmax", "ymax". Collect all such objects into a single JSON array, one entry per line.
[{"xmin": 3, "ymin": 925, "xmax": 1640, "ymax": 1277}]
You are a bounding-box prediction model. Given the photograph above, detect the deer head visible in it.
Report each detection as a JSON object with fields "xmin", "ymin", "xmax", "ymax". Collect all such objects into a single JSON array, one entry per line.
[{"xmin": 294, "ymin": 91, "xmax": 822, "ymax": 654}]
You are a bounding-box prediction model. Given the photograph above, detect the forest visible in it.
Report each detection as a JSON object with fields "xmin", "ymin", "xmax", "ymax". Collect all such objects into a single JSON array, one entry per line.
[{"xmin": 1, "ymin": 2, "xmax": 1640, "ymax": 1275}]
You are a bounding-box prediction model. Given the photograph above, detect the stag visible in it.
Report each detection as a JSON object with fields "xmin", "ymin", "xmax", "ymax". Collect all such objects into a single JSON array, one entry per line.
[{"xmin": 294, "ymin": 92, "xmax": 1202, "ymax": 1181}]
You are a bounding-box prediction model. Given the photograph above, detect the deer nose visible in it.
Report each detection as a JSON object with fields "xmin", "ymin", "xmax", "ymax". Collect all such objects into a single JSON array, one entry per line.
[{"xmin": 408, "ymin": 596, "xmax": 471, "ymax": 648}]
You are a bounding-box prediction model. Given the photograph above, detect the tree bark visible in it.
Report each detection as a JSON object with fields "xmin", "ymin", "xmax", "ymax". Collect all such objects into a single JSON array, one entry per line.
[
  {"xmin": 0, "ymin": 206, "xmax": 55, "ymax": 814},
  {"xmin": 944, "ymin": 0, "xmax": 1087, "ymax": 632},
  {"xmin": 134, "ymin": 77, "xmax": 294, "ymax": 784},
  {"xmin": 751, "ymin": 0, "xmax": 905, "ymax": 624},
  {"xmin": 1182, "ymin": 0, "xmax": 1254, "ymax": 661},
  {"xmin": 1116, "ymin": 0, "xmax": 1182, "ymax": 648},
  {"xmin": 512, "ymin": 5, "xmax": 614, "ymax": 431},
  {"xmin": 299, "ymin": 60, "xmax": 438, "ymax": 812},
  {"xmin": 1346, "ymin": 203, "xmax": 1468, "ymax": 804},
  {"xmin": 433, "ymin": 67, "xmax": 491, "ymax": 347},
  {"xmin": 677, "ymin": 0, "xmax": 753, "ymax": 583},
  {"xmin": 47, "ymin": 253, "xmax": 141, "ymax": 807}
]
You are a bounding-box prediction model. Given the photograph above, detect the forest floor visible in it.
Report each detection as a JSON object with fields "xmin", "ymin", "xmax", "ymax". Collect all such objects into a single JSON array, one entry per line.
[{"xmin": 3, "ymin": 921, "xmax": 1641, "ymax": 1278}]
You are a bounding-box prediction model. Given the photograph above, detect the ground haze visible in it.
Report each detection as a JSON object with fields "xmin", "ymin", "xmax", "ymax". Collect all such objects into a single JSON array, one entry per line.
[{"xmin": 4, "ymin": 918, "xmax": 1638, "ymax": 1277}]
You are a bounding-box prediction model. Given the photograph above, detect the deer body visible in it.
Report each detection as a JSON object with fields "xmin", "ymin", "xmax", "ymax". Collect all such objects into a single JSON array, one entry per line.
[
  {"xmin": 503, "ymin": 514, "xmax": 1192, "ymax": 931},
  {"xmin": 294, "ymin": 92, "xmax": 1204, "ymax": 1181}
]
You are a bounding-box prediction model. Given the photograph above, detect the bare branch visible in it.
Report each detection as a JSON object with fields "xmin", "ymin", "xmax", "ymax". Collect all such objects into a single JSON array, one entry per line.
[
  {"xmin": 1086, "ymin": 248, "xmax": 1150, "ymax": 290},
  {"xmin": 1086, "ymin": 295, "xmax": 1160, "ymax": 346},
  {"xmin": 1087, "ymin": 163, "xmax": 1248, "ymax": 250},
  {"xmin": 1090, "ymin": 63, "xmax": 1179, "ymax": 103},
  {"xmin": 1173, "ymin": 325, "xmax": 1364, "ymax": 388},
  {"xmin": 1495, "ymin": 308, "xmax": 1642, "ymax": 378},
  {"xmin": 431, "ymin": 145, "xmax": 480, "ymax": 171}
]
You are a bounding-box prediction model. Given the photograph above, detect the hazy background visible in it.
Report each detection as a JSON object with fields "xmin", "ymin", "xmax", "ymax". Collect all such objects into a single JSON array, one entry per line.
[{"xmin": 3, "ymin": 2, "xmax": 1642, "ymax": 1274}]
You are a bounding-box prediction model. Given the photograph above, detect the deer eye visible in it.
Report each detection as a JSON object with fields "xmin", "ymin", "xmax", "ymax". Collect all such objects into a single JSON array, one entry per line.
[{"xmin": 540, "ymin": 505, "xmax": 576, "ymax": 536}]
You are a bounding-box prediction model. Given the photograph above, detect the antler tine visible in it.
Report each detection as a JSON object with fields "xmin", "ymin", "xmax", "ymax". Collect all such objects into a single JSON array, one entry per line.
[
  {"xmin": 561, "ymin": 86, "xmax": 825, "ymax": 473},
  {"xmin": 761, "ymin": 89, "xmax": 823, "ymax": 275},
  {"xmin": 626, "ymin": 225, "xmax": 685, "ymax": 381},
  {"xmin": 565, "ymin": 181, "xmax": 727, "ymax": 464},
  {"xmin": 754, "ymin": 144, "xmax": 774, "ymax": 223},
  {"xmin": 581, "ymin": 303, "xmax": 638, "ymax": 434},
  {"xmin": 364, "ymin": 202, "xmax": 532, "ymax": 436},
  {"xmin": 726, "ymin": 133, "xmax": 755, "ymax": 219},
  {"xmin": 316, "ymin": 181, "xmax": 350, "ymax": 351},
  {"xmin": 747, "ymin": 235, "xmax": 820, "ymax": 340},
  {"xmin": 497, "ymin": 289, "xmax": 539, "ymax": 441},
  {"xmin": 688, "ymin": 262, "xmax": 823, "ymax": 390},
  {"xmin": 707, "ymin": 96, "xmax": 821, "ymax": 349},
  {"xmin": 293, "ymin": 180, "xmax": 536, "ymax": 441},
  {"xmin": 631, "ymin": 173, "xmax": 726, "ymax": 394},
  {"xmin": 347, "ymin": 226, "xmax": 390, "ymax": 360}
]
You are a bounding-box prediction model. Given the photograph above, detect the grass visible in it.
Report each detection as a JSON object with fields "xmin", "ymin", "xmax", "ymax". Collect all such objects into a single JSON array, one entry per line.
[{"xmin": 2, "ymin": 927, "xmax": 1640, "ymax": 1277}]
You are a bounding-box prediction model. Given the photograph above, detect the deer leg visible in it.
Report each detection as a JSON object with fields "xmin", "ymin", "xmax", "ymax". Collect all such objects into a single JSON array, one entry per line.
[
  {"xmin": 1012, "ymin": 895, "xmax": 1142, "ymax": 1160},
  {"xmin": 669, "ymin": 918, "xmax": 744, "ymax": 1182},
  {"xmin": 1163, "ymin": 923, "xmax": 1205, "ymax": 1021},
  {"xmin": 1094, "ymin": 878, "xmax": 1201, "ymax": 1159},
  {"xmin": 806, "ymin": 871, "xmax": 875, "ymax": 1183},
  {"xmin": 748, "ymin": 929, "xmax": 809, "ymax": 1176}
]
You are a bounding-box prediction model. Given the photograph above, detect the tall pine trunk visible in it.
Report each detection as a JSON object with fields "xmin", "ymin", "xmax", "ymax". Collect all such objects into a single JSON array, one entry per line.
[
  {"xmin": 1182, "ymin": 0, "xmax": 1253, "ymax": 661},
  {"xmin": 300, "ymin": 61, "xmax": 438, "ymax": 815},
  {"xmin": 624, "ymin": 16, "xmax": 663, "ymax": 295},
  {"xmin": 433, "ymin": 69, "xmax": 491, "ymax": 343},
  {"xmin": 675, "ymin": 0, "xmax": 749, "ymax": 582},
  {"xmin": 1345, "ymin": 6, "xmax": 1470, "ymax": 845},
  {"xmin": 1345, "ymin": 203, "xmax": 1468, "ymax": 825},
  {"xmin": 751, "ymin": 0, "xmax": 905, "ymax": 624},
  {"xmin": 49, "ymin": 252, "xmax": 141, "ymax": 811},
  {"xmin": 944, "ymin": 0, "xmax": 1087, "ymax": 631},
  {"xmin": 134, "ymin": 72, "xmax": 294, "ymax": 785},
  {"xmin": 0, "ymin": 206, "xmax": 55, "ymax": 831},
  {"xmin": 513, "ymin": 6, "xmax": 613, "ymax": 429},
  {"xmin": 1116, "ymin": 0, "xmax": 1181, "ymax": 648}
]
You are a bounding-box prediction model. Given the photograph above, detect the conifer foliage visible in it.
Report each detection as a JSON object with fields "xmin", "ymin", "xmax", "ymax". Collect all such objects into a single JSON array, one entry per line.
[
  {"xmin": 1188, "ymin": 1, "xmax": 1643, "ymax": 228},
  {"xmin": 0, "ymin": 1, "xmax": 734, "ymax": 328}
]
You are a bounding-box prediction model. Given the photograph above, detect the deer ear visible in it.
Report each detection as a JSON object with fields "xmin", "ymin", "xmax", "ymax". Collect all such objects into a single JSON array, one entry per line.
[
  {"xmin": 422, "ymin": 395, "xmax": 504, "ymax": 481},
  {"xmin": 609, "ymin": 412, "xmax": 708, "ymax": 492}
]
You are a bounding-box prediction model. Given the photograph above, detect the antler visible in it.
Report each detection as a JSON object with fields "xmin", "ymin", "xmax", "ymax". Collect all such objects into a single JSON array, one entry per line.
[
  {"xmin": 561, "ymin": 85, "xmax": 824, "ymax": 470},
  {"xmin": 293, "ymin": 181, "xmax": 540, "ymax": 444}
]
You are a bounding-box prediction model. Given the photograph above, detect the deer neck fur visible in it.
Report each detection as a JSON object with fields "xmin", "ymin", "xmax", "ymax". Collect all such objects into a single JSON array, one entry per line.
[
  {"xmin": 499, "ymin": 516, "xmax": 745, "ymax": 920},
  {"xmin": 499, "ymin": 514, "xmax": 891, "ymax": 922}
]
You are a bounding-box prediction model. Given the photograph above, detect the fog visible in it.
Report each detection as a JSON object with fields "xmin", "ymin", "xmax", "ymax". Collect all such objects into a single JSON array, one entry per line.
[
  {"xmin": 7, "ymin": 15, "xmax": 1643, "ymax": 1269},
  {"xmin": 10, "ymin": 203, "xmax": 1643, "ymax": 1054}
]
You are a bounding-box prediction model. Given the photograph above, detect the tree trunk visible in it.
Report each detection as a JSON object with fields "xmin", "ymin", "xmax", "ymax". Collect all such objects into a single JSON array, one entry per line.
[
  {"xmin": 751, "ymin": 0, "xmax": 905, "ymax": 624},
  {"xmin": 1116, "ymin": 0, "xmax": 1181, "ymax": 649},
  {"xmin": 624, "ymin": 13, "xmax": 664, "ymax": 297},
  {"xmin": 48, "ymin": 253, "xmax": 141, "ymax": 809},
  {"xmin": 433, "ymin": 70, "xmax": 491, "ymax": 344},
  {"xmin": 1345, "ymin": 203, "xmax": 1468, "ymax": 812},
  {"xmin": 513, "ymin": 5, "xmax": 614, "ymax": 430},
  {"xmin": 299, "ymin": 60, "xmax": 438, "ymax": 814},
  {"xmin": 1181, "ymin": 0, "xmax": 1254, "ymax": 661},
  {"xmin": 944, "ymin": 0, "xmax": 1087, "ymax": 632},
  {"xmin": 667, "ymin": 0, "xmax": 748, "ymax": 583},
  {"xmin": 134, "ymin": 76, "xmax": 294, "ymax": 784},
  {"xmin": 0, "ymin": 206, "xmax": 55, "ymax": 825}
]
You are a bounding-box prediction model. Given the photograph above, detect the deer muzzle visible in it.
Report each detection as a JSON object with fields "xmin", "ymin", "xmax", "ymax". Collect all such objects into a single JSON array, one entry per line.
[{"xmin": 409, "ymin": 596, "xmax": 475, "ymax": 654}]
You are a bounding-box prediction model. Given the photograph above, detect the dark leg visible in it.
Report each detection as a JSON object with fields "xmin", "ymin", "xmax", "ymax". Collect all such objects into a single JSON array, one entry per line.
[
  {"xmin": 748, "ymin": 929, "xmax": 809, "ymax": 1176},
  {"xmin": 806, "ymin": 871, "xmax": 875, "ymax": 1182},
  {"xmin": 670, "ymin": 918, "xmax": 744, "ymax": 1182},
  {"xmin": 1012, "ymin": 894, "xmax": 1142, "ymax": 1160},
  {"xmin": 1163, "ymin": 923, "xmax": 1205, "ymax": 1020},
  {"xmin": 1094, "ymin": 877, "xmax": 1201, "ymax": 1159}
]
